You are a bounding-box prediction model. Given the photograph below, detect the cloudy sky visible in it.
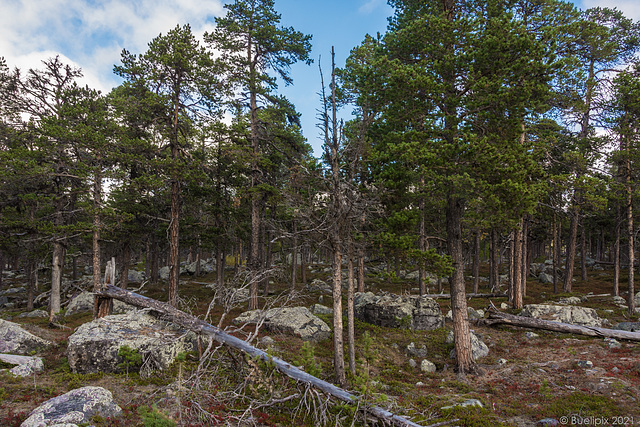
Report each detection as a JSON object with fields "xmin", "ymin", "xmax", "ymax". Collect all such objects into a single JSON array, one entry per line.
[{"xmin": 1, "ymin": 0, "xmax": 637, "ymax": 156}]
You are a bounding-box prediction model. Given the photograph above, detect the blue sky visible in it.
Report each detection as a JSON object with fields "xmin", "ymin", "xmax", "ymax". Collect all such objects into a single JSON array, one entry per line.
[{"xmin": 1, "ymin": 0, "xmax": 638, "ymax": 157}]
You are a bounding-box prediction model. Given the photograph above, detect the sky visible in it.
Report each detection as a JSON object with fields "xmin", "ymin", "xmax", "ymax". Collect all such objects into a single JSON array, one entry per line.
[{"xmin": 1, "ymin": 0, "xmax": 639, "ymax": 157}]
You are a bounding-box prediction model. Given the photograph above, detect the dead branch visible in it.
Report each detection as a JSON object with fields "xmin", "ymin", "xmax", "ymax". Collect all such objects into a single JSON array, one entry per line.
[{"xmin": 97, "ymin": 284, "xmax": 426, "ymax": 427}]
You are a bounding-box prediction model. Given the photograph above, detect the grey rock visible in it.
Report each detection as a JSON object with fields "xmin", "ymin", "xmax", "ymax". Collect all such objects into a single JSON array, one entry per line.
[
  {"xmin": 354, "ymin": 292, "xmax": 444, "ymax": 331},
  {"xmin": 0, "ymin": 319, "xmax": 51, "ymax": 355},
  {"xmin": 614, "ymin": 322, "xmax": 640, "ymax": 332},
  {"xmin": 525, "ymin": 332, "xmax": 539, "ymax": 339},
  {"xmin": 17, "ymin": 310, "xmax": 48, "ymax": 319},
  {"xmin": 66, "ymin": 312, "xmax": 198, "ymax": 375},
  {"xmin": 159, "ymin": 266, "xmax": 170, "ymax": 281},
  {"xmin": 408, "ymin": 358, "xmax": 417, "ymax": 368},
  {"xmin": 0, "ymin": 354, "xmax": 44, "ymax": 377},
  {"xmin": 127, "ymin": 269, "xmax": 146, "ymax": 283},
  {"xmin": 612, "ymin": 296, "xmax": 627, "ymax": 305},
  {"xmin": 447, "ymin": 331, "xmax": 489, "ymax": 360},
  {"xmin": 0, "ymin": 286, "xmax": 26, "ymax": 297},
  {"xmin": 420, "ymin": 359, "xmax": 436, "ymax": 373},
  {"xmin": 21, "ymin": 386, "xmax": 121, "ymax": 427},
  {"xmin": 306, "ymin": 279, "xmax": 332, "ymax": 294},
  {"xmin": 537, "ymin": 419, "xmax": 560, "ymax": 427},
  {"xmin": 259, "ymin": 336, "xmax": 275, "ymax": 346},
  {"xmin": 405, "ymin": 270, "xmax": 419, "ymax": 280},
  {"xmin": 576, "ymin": 360, "xmax": 593, "ymax": 369},
  {"xmin": 557, "ymin": 296, "xmax": 582, "ymax": 305},
  {"xmin": 497, "ymin": 358, "xmax": 508, "ymax": 365},
  {"xmin": 233, "ymin": 307, "xmax": 331, "ymax": 341},
  {"xmin": 539, "ymin": 272, "xmax": 553, "ymax": 284},
  {"xmin": 310, "ymin": 304, "xmax": 333, "ymax": 316},
  {"xmin": 520, "ymin": 304, "xmax": 603, "ymax": 327},
  {"xmin": 442, "ymin": 399, "xmax": 483, "ymax": 411},
  {"xmin": 406, "ymin": 342, "xmax": 428, "ymax": 358},
  {"xmin": 65, "ymin": 291, "xmax": 135, "ymax": 316},
  {"xmin": 604, "ymin": 337, "xmax": 621, "ymax": 349},
  {"xmin": 467, "ymin": 307, "xmax": 484, "ymax": 319}
]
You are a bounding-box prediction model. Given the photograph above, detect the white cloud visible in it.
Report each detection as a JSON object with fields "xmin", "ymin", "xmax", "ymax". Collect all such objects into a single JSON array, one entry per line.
[
  {"xmin": 0, "ymin": 0, "xmax": 224, "ymax": 93},
  {"xmin": 358, "ymin": 0, "xmax": 385, "ymax": 15},
  {"xmin": 581, "ymin": 0, "xmax": 640, "ymax": 20}
]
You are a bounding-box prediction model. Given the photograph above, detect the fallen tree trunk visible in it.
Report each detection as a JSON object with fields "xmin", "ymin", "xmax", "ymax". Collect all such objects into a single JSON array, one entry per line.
[
  {"xmin": 423, "ymin": 293, "xmax": 507, "ymax": 299},
  {"xmin": 481, "ymin": 306, "xmax": 640, "ymax": 342},
  {"xmin": 96, "ymin": 285, "xmax": 425, "ymax": 427}
]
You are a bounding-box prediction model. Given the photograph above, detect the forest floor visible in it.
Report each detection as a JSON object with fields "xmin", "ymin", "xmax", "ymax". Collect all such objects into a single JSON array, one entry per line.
[{"xmin": 0, "ymin": 264, "xmax": 639, "ymax": 427}]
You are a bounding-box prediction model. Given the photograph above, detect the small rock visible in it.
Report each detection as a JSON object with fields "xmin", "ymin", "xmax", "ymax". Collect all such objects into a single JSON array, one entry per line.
[
  {"xmin": 525, "ymin": 332, "xmax": 539, "ymax": 339},
  {"xmin": 406, "ymin": 342, "xmax": 428, "ymax": 358},
  {"xmin": 497, "ymin": 358, "xmax": 508, "ymax": 365},
  {"xmin": 500, "ymin": 302, "xmax": 509, "ymax": 310},
  {"xmin": 17, "ymin": 310, "xmax": 48, "ymax": 319},
  {"xmin": 604, "ymin": 338, "xmax": 621, "ymax": 349},
  {"xmin": 260, "ymin": 336, "xmax": 275, "ymax": 346},
  {"xmin": 447, "ymin": 331, "xmax": 489, "ymax": 360},
  {"xmin": 408, "ymin": 359, "xmax": 417, "ymax": 368},
  {"xmin": 416, "ymin": 381, "xmax": 424, "ymax": 387},
  {"xmin": 611, "ymin": 366, "xmax": 620, "ymax": 374},
  {"xmin": 558, "ymin": 296, "xmax": 582, "ymax": 305},
  {"xmin": 577, "ymin": 360, "xmax": 593, "ymax": 369},
  {"xmin": 537, "ymin": 418, "xmax": 560, "ymax": 426},
  {"xmin": 441, "ymin": 399, "xmax": 483, "ymax": 411},
  {"xmin": 310, "ymin": 304, "xmax": 333, "ymax": 316},
  {"xmin": 420, "ymin": 359, "xmax": 436, "ymax": 373},
  {"xmin": 0, "ymin": 354, "xmax": 44, "ymax": 377}
]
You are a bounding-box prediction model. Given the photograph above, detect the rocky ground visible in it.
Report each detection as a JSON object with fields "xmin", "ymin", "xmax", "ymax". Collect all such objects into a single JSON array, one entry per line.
[{"xmin": 0, "ymin": 261, "xmax": 639, "ymax": 426}]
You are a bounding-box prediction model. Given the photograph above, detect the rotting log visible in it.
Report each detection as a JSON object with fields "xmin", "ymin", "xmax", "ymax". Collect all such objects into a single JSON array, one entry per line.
[
  {"xmin": 481, "ymin": 306, "xmax": 640, "ymax": 342},
  {"xmin": 96, "ymin": 285, "xmax": 426, "ymax": 427}
]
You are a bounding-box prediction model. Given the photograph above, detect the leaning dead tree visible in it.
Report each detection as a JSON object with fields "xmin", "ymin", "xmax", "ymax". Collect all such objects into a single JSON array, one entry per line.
[
  {"xmin": 96, "ymin": 285, "xmax": 426, "ymax": 427},
  {"xmin": 481, "ymin": 305, "xmax": 640, "ymax": 342}
]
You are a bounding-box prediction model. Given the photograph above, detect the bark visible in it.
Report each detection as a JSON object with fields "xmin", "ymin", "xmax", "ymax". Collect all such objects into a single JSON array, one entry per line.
[
  {"xmin": 563, "ymin": 210, "xmax": 578, "ymax": 293},
  {"xmin": 552, "ymin": 212, "xmax": 558, "ymax": 293},
  {"xmin": 419, "ymin": 292, "xmax": 506, "ymax": 299},
  {"xmin": 483, "ymin": 307, "xmax": 640, "ymax": 342},
  {"xmin": 521, "ymin": 220, "xmax": 529, "ymax": 298},
  {"xmin": 95, "ymin": 257, "xmax": 115, "ymax": 318},
  {"xmin": 418, "ymin": 190, "xmax": 427, "ymax": 296},
  {"xmin": 217, "ymin": 249, "xmax": 225, "ymax": 287},
  {"xmin": 300, "ymin": 246, "xmax": 307, "ymax": 286},
  {"xmin": 248, "ymin": 31, "xmax": 261, "ymax": 311},
  {"xmin": 512, "ymin": 222, "xmax": 523, "ymax": 309},
  {"xmin": 446, "ymin": 195, "xmax": 473, "ymax": 373},
  {"xmin": 580, "ymin": 223, "xmax": 587, "ymax": 281},
  {"xmin": 332, "ymin": 238, "xmax": 345, "ymax": 386},
  {"xmin": 472, "ymin": 230, "xmax": 480, "ymax": 294},
  {"xmin": 168, "ymin": 174, "xmax": 180, "ymax": 307},
  {"xmin": 26, "ymin": 261, "xmax": 34, "ymax": 312},
  {"xmin": 358, "ymin": 248, "xmax": 365, "ymax": 293},
  {"xmin": 291, "ymin": 219, "xmax": 298, "ymax": 289},
  {"xmin": 195, "ymin": 239, "xmax": 201, "ymax": 277},
  {"xmin": 347, "ymin": 241, "xmax": 356, "ymax": 375},
  {"xmin": 0, "ymin": 250, "xmax": 3, "ymax": 290},
  {"xmin": 96, "ymin": 285, "xmax": 425, "ymax": 427},
  {"xmin": 490, "ymin": 229, "xmax": 500, "ymax": 292},
  {"xmin": 150, "ymin": 235, "xmax": 159, "ymax": 284},
  {"xmin": 626, "ymin": 155, "xmax": 635, "ymax": 315},
  {"xmin": 120, "ymin": 241, "xmax": 130, "ymax": 290},
  {"xmin": 613, "ymin": 209, "xmax": 620, "ymax": 297},
  {"xmin": 49, "ymin": 242, "xmax": 65, "ymax": 321}
]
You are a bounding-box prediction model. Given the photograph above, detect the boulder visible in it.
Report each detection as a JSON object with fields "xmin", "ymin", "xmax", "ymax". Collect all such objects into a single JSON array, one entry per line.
[
  {"xmin": 557, "ymin": 296, "xmax": 583, "ymax": 305},
  {"xmin": 65, "ymin": 291, "xmax": 136, "ymax": 316},
  {"xmin": 614, "ymin": 322, "xmax": 640, "ymax": 332},
  {"xmin": 0, "ymin": 286, "xmax": 26, "ymax": 297},
  {"xmin": 420, "ymin": 359, "xmax": 436, "ymax": 373},
  {"xmin": 305, "ymin": 279, "xmax": 332, "ymax": 294},
  {"xmin": 0, "ymin": 319, "xmax": 51, "ymax": 355},
  {"xmin": 17, "ymin": 310, "xmax": 48, "ymax": 319},
  {"xmin": 159, "ymin": 266, "xmax": 170, "ymax": 281},
  {"xmin": 233, "ymin": 307, "xmax": 331, "ymax": 341},
  {"xmin": 406, "ymin": 342, "xmax": 428, "ymax": 358},
  {"xmin": 447, "ymin": 330, "xmax": 489, "ymax": 360},
  {"xmin": 520, "ymin": 304, "xmax": 603, "ymax": 327},
  {"xmin": 0, "ymin": 353, "xmax": 44, "ymax": 377},
  {"xmin": 20, "ymin": 386, "xmax": 121, "ymax": 427},
  {"xmin": 127, "ymin": 269, "xmax": 146, "ymax": 283},
  {"xmin": 310, "ymin": 304, "xmax": 333, "ymax": 316},
  {"xmin": 539, "ymin": 272, "xmax": 553, "ymax": 284},
  {"xmin": 354, "ymin": 292, "xmax": 444, "ymax": 330},
  {"xmin": 66, "ymin": 312, "xmax": 198, "ymax": 375}
]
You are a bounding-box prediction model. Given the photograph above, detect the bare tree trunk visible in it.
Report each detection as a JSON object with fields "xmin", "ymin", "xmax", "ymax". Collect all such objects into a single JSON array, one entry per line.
[
  {"xmin": 300, "ymin": 246, "xmax": 307, "ymax": 286},
  {"xmin": 358, "ymin": 247, "xmax": 365, "ymax": 293},
  {"xmin": 26, "ymin": 261, "xmax": 34, "ymax": 311},
  {"xmin": 96, "ymin": 258, "xmax": 115, "ymax": 318},
  {"xmin": 195, "ymin": 238, "xmax": 202, "ymax": 277},
  {"xmin": 347, "ymin": 240, "xmax": 356, "ymax": 375},
  {"xmin": 446, "ymin": 195, "xmax": 473, "ymax": 373},
  {"xmin": 217, "ymin": 248, "xmax": 224, "ymax": 287},
  {"xmin": 521, "ymin": 219, "xmax": 528, "ymax": 298},
  {"xmin": 512, "ymin": 221, "xmax": 523, "ymax": 309},
  {"xmin": 49, "ymin": 242, "xmax": 65, "ymax": 321},
  {"xmin": 626, "ymin": 154, "xmax": 635, "ymax": 315},
  {"xmin": 552, "ymin": 212, "xmax": 558, "ymax": 293},
  {"xmin": 168, "ymin": 175, "xmax": 180, "ymax": 307},
  {"xmin": 121, "ymin": 242, "xmax": 130, "ymax": 290},
  {"xmin": 332, "ymin": 237, "xmax": 345, "ymax": 386},
  {"xmin": 564, "ymin": 209, "xmax": 578, "ymax": 293},
  {"xmin": 418, "ymin": 190, "xmax": 427, "ymax": 296},
  {"xmin": 614, "ymin": 208, "xmax": 620, "ymax": 297}
]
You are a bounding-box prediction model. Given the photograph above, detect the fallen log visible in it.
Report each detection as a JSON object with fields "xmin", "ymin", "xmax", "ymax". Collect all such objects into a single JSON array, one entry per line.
[
  {"xmin": 96, "ymin": 285, "xmax": 425, "ymax": 427},
  {"xmin": 422, "ymin": 293, "xmax": 507, "ymax": 299},
  {"xmin": 481, "ymin": 306, "xmax": 640, "ymax": 342}
]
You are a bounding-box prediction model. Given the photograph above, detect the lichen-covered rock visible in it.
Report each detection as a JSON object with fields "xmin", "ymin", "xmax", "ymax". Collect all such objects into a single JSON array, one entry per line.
[
  {"xmin": 447, "ymin": 330, "xmax": 489, "ymax": 360},
  {"xmin": 65, "ymin": 291, "xmax": 135, "ymax": 316},
  {"xmin": 17, "ymin": 310, "xmax": 48, "ymax": 319},
  {"xmin": 0, "ymin": 319, "xmax": 51, "ymax": 355},
  {"xmin": 66, "ymin": 312, "xmax": 197, "ymax": 375},
  {"xmin": 127, "ymin": 269, "xmax": 146, "ymax": 283},
  {"xmin": 20, "ymin": 386, "xmax": 121, "ymax": 427},
  {"xmin": 233, "ymin": 307, "xmax": 331, "ymax": 341},
  {"xmin": 0, "ymin": 354, "xmax": 44, "ymax": 377},
  {"xmin": 310, "ymin": 304, "xmax": 333, "ymax": 316},
  {"xmin": 520, "ymin": 304, "xmax": 603, "ymax": 327},
  {"xmin": 354, "ymin": 292, "xmax": 444, "ymax": 330},
  {"xmin": 614, "ymin": 322, "xmax": 640, "ymax": 332}
]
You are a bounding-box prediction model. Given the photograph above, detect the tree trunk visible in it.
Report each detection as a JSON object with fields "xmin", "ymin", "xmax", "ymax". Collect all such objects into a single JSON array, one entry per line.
[
  {"xmin": 552, "ymin": 212, "xmax": 558, "ymax": 294},
  {"xmin": 358, "ymin": 247, "xmax": 365, "ymax": 293},
  {"xmin": 626, "ymin": 154, "xmax": 635, "ymax": 315},
  {"xmin": 580, "ymin": 222, "xmax": 587, "ymax": 281},
  {"xmin": 521, "ymin": 219, "xmax": 529, "ymax": 298},
  {"xmin": 49, "ymin": 242, "xmax": 65, "ymax": 321},
  {"xmin": 291, "ymin": 220, "xmax": 298, "ymax": 289},
  {"xmin": 564, "ymin": 210, "xmax": 579, "ymax": 293},
  {"xmin": 96, "ymin": 257, "xmax": 115, "ymax": 318},
  {"xmin": 512, "ymin": 221, "xmax": 523, "ymax": 309},
  {"xmin": 472, "ymin": 230, "xmax": 481, "ymax": 294},
  {"xmin": 446, "ymin": 195, "xmax": 473, "ymax": 373},
  {"xmin": 418, "ymin": 191, "xmax": 427, "ymax": 296},
  {"xmin": 347, "ymin": 240, "xmax": 356, "ymax": 375},
  {"xmin": 332, "ymin": 237, "xmax": 345, "ymax": 386},
  {"xmin": 217, "ymin": 248, "xmax": 224, "ymax": 287},
  {"xmin": 490, "ymin": 229, "xmax": 500, "ymax": 292},
  {"xmin": 26, "ymin": 261, "xmax": 34, "ymax": 312},
  {"xmin": 168, "ymin": 175, "xmax": 180, "ymax": 307},
  {"xmin": 613, "ymin": 209, "xmax": 620, "ymax": 297},
  {"xmin": 301, "ymin": 246, "xmax": 307, "ymax": 286},
  {"xmin": 121, "ymin": 241, "xmax": 130, "ymax": 290}
]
